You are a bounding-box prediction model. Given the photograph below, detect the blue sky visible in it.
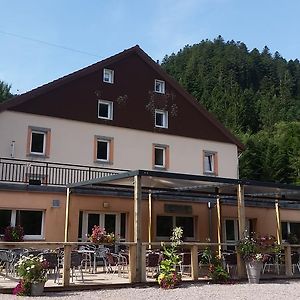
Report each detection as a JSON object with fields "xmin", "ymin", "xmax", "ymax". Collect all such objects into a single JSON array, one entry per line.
[{"xmin": 1, "ymin": 0, "xmax": 299, "ymax": 94}]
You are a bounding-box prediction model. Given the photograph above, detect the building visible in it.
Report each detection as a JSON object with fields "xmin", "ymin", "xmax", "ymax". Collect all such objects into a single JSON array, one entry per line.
[{"xmin": 0, "ymin": 46, "xmax": 299, "ymax": 245}]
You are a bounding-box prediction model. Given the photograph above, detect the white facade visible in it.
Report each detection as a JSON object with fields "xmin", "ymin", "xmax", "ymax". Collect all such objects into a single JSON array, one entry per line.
[{"xmin": 0, "ymin": 110, "xmax": 238, "ymax": 178}]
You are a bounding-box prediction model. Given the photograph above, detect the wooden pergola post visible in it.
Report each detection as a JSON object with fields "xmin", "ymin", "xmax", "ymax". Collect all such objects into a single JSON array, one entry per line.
[
  {"xmin": 64, "ymin": 188, "xmax": 71, "ymax": 243},
  {"xmin": 275, "ymin": 197, "xmax": 282, "ymax": 244},
  {"xmin": 133, "ymin": 175, "xmax": 142, "ymax": 282},
  {"xmin": 237, "ymin": 184, "xmax": 246, "ymax": 278},
  {"xmin": 148, "ymin": 191, "xmax": 152, "ymax": 250},
  {"xmin": 216, "ymin": 188, "xmax": 222, "ymax": 258}
]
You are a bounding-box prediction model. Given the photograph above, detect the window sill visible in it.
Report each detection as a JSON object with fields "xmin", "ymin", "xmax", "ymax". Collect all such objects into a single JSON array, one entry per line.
[
  {"xmin": 203, "ymin": 171, "xmax": 217, "ymax": 176},
  {"xmin": 94, "ymin": 160, "xmax": 113, "ymax": 166},
  {"xmin": 27, "ymin": 153, "xmax": 49, "ymax": 159},
  {"xmin": 153, "ymin": 166, "xmax": 167, "ymax": 171}
]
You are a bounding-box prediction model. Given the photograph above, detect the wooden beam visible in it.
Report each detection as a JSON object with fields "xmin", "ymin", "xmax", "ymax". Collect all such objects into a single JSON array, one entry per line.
[
  {"xmin": 64, "ymin": 188, "xmax": 71, "ymax": 243},
  {"xmin": 191, "ymin": 245, "xmax": 199, "ymax": 280},
  {"xmin": 237, "ymin": 184, "xmax": 246, "ymax": 238},
  {"xmin": 148, "ymin": 192, "xmax": 152, "ymax": 250},
  {"xmin": 62, "ymin": 244, "xmax": 72, "ymax": 286},
  {"xmin": 216, "ymin": 193, "xmax": 222, "ymax": 258},
  {"xmin": 237, "ymin": 184, "xmax": 246, "ymax": 278},
  {"xmin": 133, "ymin": 175, "xmax": 142, "ymax": 282},
  {"xmin": 275, "ymin": 198, "xmax": 282, "ymax": 244},
  {"xmin": 128, "ymin": 244, "xmax": 137, "ymax": 283},
  {"xmin": 285, "ymin": 245, "xmax": 292, "ymax": 276}
]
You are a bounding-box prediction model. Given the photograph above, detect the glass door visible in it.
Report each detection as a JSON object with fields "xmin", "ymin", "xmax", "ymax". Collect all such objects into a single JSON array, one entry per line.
[{"xmin": 81, "ymin": 212, "xmax": 126, "ymax": 242}]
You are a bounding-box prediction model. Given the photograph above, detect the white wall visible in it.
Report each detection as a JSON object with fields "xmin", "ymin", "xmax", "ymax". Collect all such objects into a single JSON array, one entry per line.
[{"xmin": 0, "ymin": 111, "xmax": 238, "ymax": 178}]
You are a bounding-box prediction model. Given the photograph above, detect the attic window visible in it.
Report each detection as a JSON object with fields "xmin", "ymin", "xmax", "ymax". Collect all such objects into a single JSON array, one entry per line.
[
  {"xmin": 155, "ymin": 110, "xmax": 168, "ymax": 128},
  {"xmin": 103, "ymin": 68, "xmax": 114, "ymax": 84},
  {"xmin": 98, "ymin": 100, "xmax": 113, "ymax": 120},
  {"xmin": 154, "ymin": 79, "xmax": 165, "ymax": 94}
]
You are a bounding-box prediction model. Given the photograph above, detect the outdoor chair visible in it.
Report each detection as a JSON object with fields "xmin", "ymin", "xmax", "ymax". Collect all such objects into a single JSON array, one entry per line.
[
  {"xmin": 223, "ymin": 252, "xmax": 237, "ymax": 278},
  {"xmin": 104, "ymin": 252, "xmax": 128, "ymax": 277},
  {"xmin": 179, "ymin": 252, "xmax": 191, "ymax": 276},
  {"xmin": 146, "ymin": 252, "xmax": 161, "ymax": 278},
  {"xmin": 70, "ymin": 251, "xmax": 85, "ymax": 283},
  {"xmin": 291, "ymin": 252, "xmax": 300, "ymax": 274},
  {"xmin": 0, "ymin": 250, "xmax": 12, "ymax": 278},
  {"xmin": 262, "ymin": 253, "xmax": 280, "ymax": 275},
  {"xmin": 40, "ymin": 252, "xmax": 60, "ymax": 283}
]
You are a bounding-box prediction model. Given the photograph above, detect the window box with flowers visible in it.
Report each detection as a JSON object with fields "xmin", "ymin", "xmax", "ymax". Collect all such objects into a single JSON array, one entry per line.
[
  {"xmin": 237, "ymin": 231, "xmax": 279, "ymax": 283},
  {"xmin": 3, "ymin": 226, "xmax": 24, "ymax": 242},
  {"xmin": 13, "ymin": 255, "xmax": 49, "ymax": 296}
]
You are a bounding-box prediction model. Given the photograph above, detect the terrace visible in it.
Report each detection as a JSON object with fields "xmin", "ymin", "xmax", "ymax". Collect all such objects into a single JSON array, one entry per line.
[{"xmin": 1, "ymin": 160, "xmax": 300, "ymax": 292}]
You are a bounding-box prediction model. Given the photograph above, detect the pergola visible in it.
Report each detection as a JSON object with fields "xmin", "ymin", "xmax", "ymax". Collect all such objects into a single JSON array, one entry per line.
[{"xmin": 65, "ymin": 170, "xmax": 300, "ymax": 281}]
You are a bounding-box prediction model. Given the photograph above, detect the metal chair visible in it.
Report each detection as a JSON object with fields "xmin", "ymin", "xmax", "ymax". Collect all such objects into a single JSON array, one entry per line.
[
  {"xmin": 70, "ymin": 251, "xmax": 85, "ymax": 283},
  {"xmin": 291, "ymin": 252, "xmax": 300, "ymax": 274},
  {"xmin": 223, "ymin": 252, "xmax": 237, "ymax": 277},
  {"xmin": 0, "ymin": 250, "xmax": 12, "ymax": 278},
  {"xmin": 40, "ymin": 252, "xmax": 60, "ymax": 283},
  {"xmin": 146, "ymin": 252, "xmax": 161, "ymax": 278},
  {"xmin": 179, "ymin": 252, "xmax": 191, "ymax": 276},
  {"xmin": 262, "ymin": 253, "xmax": 280, "ymax": 275}
]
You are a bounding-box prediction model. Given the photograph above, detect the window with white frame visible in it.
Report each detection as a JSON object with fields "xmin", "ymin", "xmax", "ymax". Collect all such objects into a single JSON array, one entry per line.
[
  {"xmin": 28, "ymin": 127, "xmax": 51, "ymax": 157},
  {"xmin": 281, "ymin": 221, "xmax": 300, "ymax": 242},
  {"xmin": 154, "ymin": 146, "xmax": 166, "ymax": 168},
  {"xmin": 0, "ymin": 209, "xmax": 44, "ymax": 239},
  {"xmin": 155, "ymin": 109, "xmax": 168, "ymax": 128},
  {"xmin": 154, "ymin": 79, "xmax": 165, "ymax": 94},
  {"xmin": 98, "ymin": 100, "xmax": 113, "ymax": 120},
  {"xmin": 30, "ymin": 131, "xmax": 46, "ymax": 155},
  {"xmin": 203, "ymin": 151, "xmax": 217, "ymax": 175},
  {"xmin": 95, "ymin": 136, "xmax": 113, "ymax": 164},
  {"xmin": 103, "ymin": 68, "xmax": 114, "ymax": 84},
  {"xmin": 156, "ymin": 215, "xmax": 195, "ymax": 239},
  {"xmin": 96, "ymin": 139, "xmax": 110, "ymax": 162}
]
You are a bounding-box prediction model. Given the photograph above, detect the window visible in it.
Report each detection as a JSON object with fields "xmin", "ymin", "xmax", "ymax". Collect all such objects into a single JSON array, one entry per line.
[
  {"xmin": 156, "ymin": 215, "xmax": 195, "ymax": 239},
  {"xmin": 281, "ymin": 222, "xmax": 300, "ymax": 242},
  {"xmin": 94, "ymin": 136, "xmax": 113, "ymax": 164},
  {"xmin": 154, "ymin": 79, "xmax": 165, "ymax": 94},
  {"xmin": 27, "ymin": 127, "xmax": 51, "ymax": 157},
  {"xmin": 155, "ymin": 109, "xmax": 168, "ymax": 128},
  {"xmin": 0, "ymin": 209, "xmax": 44, "ymax": 239},
  {"xmin": 203, "ymin": 151, "xmax": 218, "ymax": 175},
  {"xmin": 103, "ymin": 68, "xmax": 114, "ymax": 84},
  {"xmin": 98, "ymin": 100, "xmax": 113, "ymax": 120},
  {"xmin": 153, "ymin": 144, "xmax": 169, "ymax": 169}
]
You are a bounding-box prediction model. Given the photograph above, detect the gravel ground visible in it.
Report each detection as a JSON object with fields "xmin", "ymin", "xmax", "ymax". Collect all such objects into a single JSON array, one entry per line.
[{"xmin": 1, "ymin": 280, "xmax": 300, "ymax": 300}]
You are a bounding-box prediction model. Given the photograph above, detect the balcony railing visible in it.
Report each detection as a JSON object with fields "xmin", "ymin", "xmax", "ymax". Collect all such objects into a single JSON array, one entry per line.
[{"xmin": 0, "ymin": 157, "xmax": 127, "ymax": 186}]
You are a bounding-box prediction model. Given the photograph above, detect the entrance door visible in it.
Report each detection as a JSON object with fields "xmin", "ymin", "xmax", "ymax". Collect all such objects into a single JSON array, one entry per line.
[{"xmin": 224, "ymin": 219, "xmax": 238, "ymax": 251}]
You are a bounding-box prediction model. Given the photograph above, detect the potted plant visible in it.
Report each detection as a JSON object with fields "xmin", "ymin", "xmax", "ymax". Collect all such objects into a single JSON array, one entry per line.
[
  {"xmin": 199, "ymin": 245, "xmax": 213, "ymax": 277},
  {"xmin": 89, "ymin": 225, "xmax": 115, "ymax": 244},
  {"xmin": 157, "ymin": 227, "xmax": 183, "ymax": 289},
  {"xmin": 238, "ymin": 232, "xmax": 278, "ymax": 283},
  {"xmin": 14, "ymin": 255, "xmax": 49, "ymax": 296},
  {"xmin": 3, "ymin": 225, "xmax": 24, "ymax": 242}
]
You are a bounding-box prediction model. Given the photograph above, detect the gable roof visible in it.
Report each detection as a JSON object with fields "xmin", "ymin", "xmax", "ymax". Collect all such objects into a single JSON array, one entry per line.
[{"xmin": 0, "ymin": 45, "xmax": 244, "ymax": 150}]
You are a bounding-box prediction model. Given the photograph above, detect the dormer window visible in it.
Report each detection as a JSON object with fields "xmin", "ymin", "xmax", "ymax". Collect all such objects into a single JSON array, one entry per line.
[
  {"xmin": 155, "ymin": 109, "xmax": 168, "ymax": 128},
  {"xmin": 98, "ymin": 100, "xmax": 113, "ymax": 120},
  {"xmin": 103, "ymin": 68, "xmax": 114, "ymax": 84},
  {"xmin": 154, "ymin": 79, "xmax": 165, "ymax": 94}
]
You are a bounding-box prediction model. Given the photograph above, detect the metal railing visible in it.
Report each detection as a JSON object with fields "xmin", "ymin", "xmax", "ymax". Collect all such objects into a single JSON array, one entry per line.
[{"xmin": 0, "ymin": 157, "xmax": 127, "ymax": 186}]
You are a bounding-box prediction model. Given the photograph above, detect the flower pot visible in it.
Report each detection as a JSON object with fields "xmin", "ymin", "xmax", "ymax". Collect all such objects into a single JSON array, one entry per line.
[
  {"xmin": 245, "ymin": 260, "xmax": 263, "ymax": 284},
  {"xmin": 30, "ymin": 282, "xmax": 45, "ymax": 296}
]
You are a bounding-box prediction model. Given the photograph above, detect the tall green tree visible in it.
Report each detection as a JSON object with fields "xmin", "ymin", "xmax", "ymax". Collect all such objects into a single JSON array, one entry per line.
[{"xmin": 0, "ymin": 81, "xmax": 13, "ymax": 103}]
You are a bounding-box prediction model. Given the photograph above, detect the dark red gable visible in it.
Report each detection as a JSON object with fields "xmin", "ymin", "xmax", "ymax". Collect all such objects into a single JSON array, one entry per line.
[{"xmin": 0, "ymin": 45, "xmax": 244, "ymax": 150}]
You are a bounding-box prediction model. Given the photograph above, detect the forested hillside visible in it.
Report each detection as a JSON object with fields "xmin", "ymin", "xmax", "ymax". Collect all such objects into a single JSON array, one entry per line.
[{"xmin": 162, "ymin": 36, "xmax": 300, "ymax": 184}]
